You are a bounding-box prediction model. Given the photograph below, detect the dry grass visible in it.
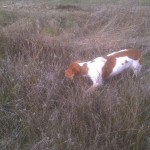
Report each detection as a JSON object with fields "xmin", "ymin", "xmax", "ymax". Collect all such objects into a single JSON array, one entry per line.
[{"xmin": 0, "ymin": 0, "xmax": 150, "ymax": 150}]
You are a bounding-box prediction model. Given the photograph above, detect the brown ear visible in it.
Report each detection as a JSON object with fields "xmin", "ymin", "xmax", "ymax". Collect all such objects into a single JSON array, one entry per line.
[{"xmin": 71, "ymin": 62, "xmax": 82, "ymax": 75}]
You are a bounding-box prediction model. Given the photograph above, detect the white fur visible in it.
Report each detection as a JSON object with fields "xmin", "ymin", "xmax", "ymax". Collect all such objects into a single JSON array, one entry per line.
[
  {"xmin": 110, "ymin": 57, "xmax": 142, "ymax": 77},
  {"xmin": 78, "ymin": 50, "xmax": 142, "ymax": 91},
  {"xmin": 79, "ymin": 57, "xmax": 107, "ymax": 87}
]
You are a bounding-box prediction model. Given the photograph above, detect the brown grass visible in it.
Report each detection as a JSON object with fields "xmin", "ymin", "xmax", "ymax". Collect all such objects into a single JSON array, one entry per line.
[{"xmin": 0, "ymin": 0, "xmax": 150, "ymax": 149}]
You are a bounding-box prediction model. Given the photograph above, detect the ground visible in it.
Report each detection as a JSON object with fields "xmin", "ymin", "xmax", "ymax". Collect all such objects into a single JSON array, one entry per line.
[{"xmin": 0, "ymin": 0, "xmax": 150, "ymax": 149}]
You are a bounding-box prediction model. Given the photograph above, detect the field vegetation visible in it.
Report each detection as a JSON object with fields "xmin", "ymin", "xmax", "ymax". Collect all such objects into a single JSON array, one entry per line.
[{"xmin": 0, "ymin": 0, "xmax": 150, "ymax": 149}]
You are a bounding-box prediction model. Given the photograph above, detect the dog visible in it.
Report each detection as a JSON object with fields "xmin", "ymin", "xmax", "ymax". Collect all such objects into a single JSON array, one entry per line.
[{"xmin": 65, "ymin": 49, "xmax": 142, "ymax": 92}]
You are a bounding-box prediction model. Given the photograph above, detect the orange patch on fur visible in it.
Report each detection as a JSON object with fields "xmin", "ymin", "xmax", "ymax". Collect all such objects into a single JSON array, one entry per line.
[
  {"xmin": 65, "ymin": 62, "xmax": 89, "ymax": 79},
  {"xmin": 102, "ymin": 49, "xmax": 141, "ymax": 80}
]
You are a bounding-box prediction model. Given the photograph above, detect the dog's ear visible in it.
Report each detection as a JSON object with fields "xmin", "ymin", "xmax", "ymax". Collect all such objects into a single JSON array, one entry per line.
[
  {"xmin": 71, "ymin": 62, "xmax": 82, "ymax": 75},
  {"xmin": 65, "ymin": 62, "xmax": 82, "ymax": 79}
]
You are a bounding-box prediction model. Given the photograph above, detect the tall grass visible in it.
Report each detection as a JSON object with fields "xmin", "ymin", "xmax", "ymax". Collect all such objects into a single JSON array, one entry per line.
[{"xmin": 0, "ymin": 0, "xmax": 150, "ymax": 149}]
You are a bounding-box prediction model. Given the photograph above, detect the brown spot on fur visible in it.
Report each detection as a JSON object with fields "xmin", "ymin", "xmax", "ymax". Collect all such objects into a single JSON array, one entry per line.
[
  {"xmin": 65, "ymin": 62, "xmax": 81, "ymax": 79},
  {"xmin": 65, "ymin": 62, "xmax": 88, "ymax": 79},
  {"xmin": 125, "ymin": 60, "xmax": 128, "ymax": 63},
  {"xmin": 102, "ymin": 49, "xmax": 142, "ymax": 80}
]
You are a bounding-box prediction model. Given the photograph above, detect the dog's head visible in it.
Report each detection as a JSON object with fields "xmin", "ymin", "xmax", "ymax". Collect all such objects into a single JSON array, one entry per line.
[{"xmin": 65, "ymin": 62, "xmax": 82, "ymax": 80}]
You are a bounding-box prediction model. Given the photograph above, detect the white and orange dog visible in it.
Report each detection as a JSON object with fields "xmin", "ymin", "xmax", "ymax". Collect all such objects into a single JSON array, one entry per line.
[{"xmin": 65, "ymin": 49, "xmax": 142, "ymax": 92}]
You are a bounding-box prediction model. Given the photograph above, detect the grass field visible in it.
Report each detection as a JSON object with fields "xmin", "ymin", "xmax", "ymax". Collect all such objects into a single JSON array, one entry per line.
[{"xmin": 0, "ymin": 0, "xmax": 150, "ymax": 149}]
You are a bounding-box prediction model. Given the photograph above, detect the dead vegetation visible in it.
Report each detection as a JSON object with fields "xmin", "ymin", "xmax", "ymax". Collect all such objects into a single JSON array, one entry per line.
[{"xmin": 0, "ymin": 0, "xmax": 150, "ymax": 149}]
